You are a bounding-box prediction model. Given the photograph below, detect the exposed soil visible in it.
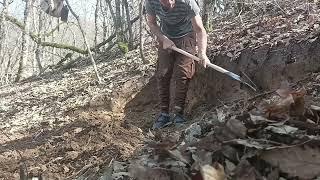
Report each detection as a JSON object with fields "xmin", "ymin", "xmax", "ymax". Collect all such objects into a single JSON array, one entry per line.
[
  {"xmin": 1, "ymin": 1, "xmax": 320, "ymax": 179},
  {"xmin": 0, "ymin": 49, "xmax": 157, "ymax": 179}
]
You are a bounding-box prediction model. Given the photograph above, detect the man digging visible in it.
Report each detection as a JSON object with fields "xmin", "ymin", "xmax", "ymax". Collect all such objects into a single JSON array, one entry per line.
[{"xmin": 145, "ymin": 0, "xmax": 210, "ymax": 129}]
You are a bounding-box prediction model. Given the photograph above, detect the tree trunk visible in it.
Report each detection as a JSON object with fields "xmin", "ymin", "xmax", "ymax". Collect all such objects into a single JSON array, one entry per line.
[
  {"xmin": 100, "ymin": 0, "xmax": 109, "ymax": 46},
  {"xmin": 105, "ymin": 0, "xmax": 117, "ymax": 30},
  {"xmin": 4, "ymin": 57, "xmax": 12, "ymax": 84},
  {"xmin": 16, "ymin": 0, "xmax": 34, "ymax": 82},
  {"xmin": 123, "ymin": 0, "xmax": 134, "ymax": 49},
  {"xmin": 115, "ymin": 0, "xmax": 123, "ymax": 41},
  {"xmin": 139, "ymin": 0, "xmax": 148, "ymax": 64},
  {"xmin": 94, "ymin": 0, "xmax": 100, "ymax": 50},
  {"xmin": 0, "ymin": 0, "xmax": 8, "ymax": 66},
  {"xmin": 0, "ymin": 0, "xmax": 8, "ymax": 84},
  {"xmin": 50, "ymin": 17, "xmax": 56, "ymax": 66},
  {"xmin": 35, "ymin": 10, "xmax": 44, "ymax": 73},
  {"xmin": 6, "ymin": 37, "xmax": 21, "ymax": 84},
  {"xmin": 102, "ymin": 15, "xmax": 107, "ymax": 42},
  {"xmin": 202, "ymin": 0, "xmax": 212, "ymax": 31}
]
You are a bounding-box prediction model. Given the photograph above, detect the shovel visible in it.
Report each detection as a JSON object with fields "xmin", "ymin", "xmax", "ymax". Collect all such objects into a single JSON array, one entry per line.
[{"xmin": 171, "ymin": 46, "xmax": 257, "ymax": 91}]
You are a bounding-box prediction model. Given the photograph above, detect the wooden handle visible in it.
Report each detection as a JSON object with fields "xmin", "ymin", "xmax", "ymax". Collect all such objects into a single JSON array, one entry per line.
[
  {"xmin": 170, "ymin": 46, "xmax": 230, "ymax": 74},
  {"xmin": 170, "ymin": 46, "xmax": 202, "ymax": 62},
  {"xmin": 170, "ymin": 46, "xmax": 256, "ymax": 91}
]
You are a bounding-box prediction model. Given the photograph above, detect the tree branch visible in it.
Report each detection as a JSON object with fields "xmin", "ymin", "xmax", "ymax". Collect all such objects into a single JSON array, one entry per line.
[
  {"xmin": 4, "ymin": 14, "xmax": 140, "ymax": 55},
  {"xmin": 93, "ymin": 15, "xmax": 140, "ymax": 50}
]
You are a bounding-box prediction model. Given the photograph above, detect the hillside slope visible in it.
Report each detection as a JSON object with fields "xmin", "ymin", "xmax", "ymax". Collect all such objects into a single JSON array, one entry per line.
[{"xmin": 1, "ymin": 1, "xmax": 320, "ymax": 179}]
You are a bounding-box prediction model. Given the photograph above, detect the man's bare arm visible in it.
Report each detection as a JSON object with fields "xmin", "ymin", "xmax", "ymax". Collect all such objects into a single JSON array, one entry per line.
[
  {"xmin": 191, "ymin": 15, "xmax": 208, "ymax": 56},
  {"xmin": 191, "ymin": 15, "xmax": 210, "ymax": 67},
  {"xmin": 146, "ymin": 14, "xmax": 175, "ymax": 49},
  {"xmin": 146, "ymin": 14, "xmax": 166, "ymax": 41}
]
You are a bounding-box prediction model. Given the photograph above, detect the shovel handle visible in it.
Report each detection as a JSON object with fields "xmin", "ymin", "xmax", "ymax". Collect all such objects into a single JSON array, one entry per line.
[
  {"xmin": 170, "ymin": 46, "xmax": 230, "ymax": 75},
  {"xmin": 170, "ymin": 46, "xmax": 202, "ymax": 61},
  {"xmin": 171, "ymin": 46, "xmax": 257, "ymax": 91}
]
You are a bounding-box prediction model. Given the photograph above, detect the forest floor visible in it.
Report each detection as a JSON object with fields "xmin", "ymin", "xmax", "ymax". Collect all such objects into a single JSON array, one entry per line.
[
  {"xmin": 0, "ymin": 48, "xmax": 159, "ymax": 179},
  {"xmin": 1, "ymin": 1, "xmax": 320, "ymax": 179},
  {"xmin": 1, "ymin": 47, "xmax": 320, "ymax": 180}
]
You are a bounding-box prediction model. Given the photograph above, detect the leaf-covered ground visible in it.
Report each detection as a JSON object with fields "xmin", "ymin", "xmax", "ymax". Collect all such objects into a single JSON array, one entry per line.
[
  {"xmin": 126, "ymin": 73, "xmax": 320, "ymax": 180},
  {"xmin": 0, "ymin": 48, "xmax": 157, "ymax": 179},
  {"xmin": 1, "ymin": 1, "xmax": 320, "ymax": 179}
]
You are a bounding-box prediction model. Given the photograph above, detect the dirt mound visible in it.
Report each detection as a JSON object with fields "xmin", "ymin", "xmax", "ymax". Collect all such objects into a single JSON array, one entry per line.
[{"xmin": 0, "ymin": 48, "xmax": 156, "ymax": 179}]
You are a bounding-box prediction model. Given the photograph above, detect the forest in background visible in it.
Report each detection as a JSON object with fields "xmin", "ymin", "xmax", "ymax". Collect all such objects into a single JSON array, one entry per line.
[{"xmin": 0, "ymin": 0, "xmax": 272, "ymax": 85}]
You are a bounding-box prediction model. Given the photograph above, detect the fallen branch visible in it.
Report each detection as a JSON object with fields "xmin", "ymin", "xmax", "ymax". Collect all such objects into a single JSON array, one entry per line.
[
  {"xmin": 4, "ymin": 15, "xmax": 88, "ymax": 54},
  {"xmin": 248, "ymin": 90, "xmax": 275, "ymax": 101},
  {"xmin": 4, "ymin": 14, "xmax": 140, "ymax": 55},
  {"xmin": 66, "ymin": 163, "xmax": 94, "ymax": 180}
]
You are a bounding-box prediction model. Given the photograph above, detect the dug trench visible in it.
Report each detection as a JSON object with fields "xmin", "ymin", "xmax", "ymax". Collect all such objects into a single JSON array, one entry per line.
[
  {"xmin": 124, "ymin": 36, "xmax": 320, "ymax": 128},
  {"xmin": 115, "ymin": 37, "xmax": 320, "ymax": 179}
]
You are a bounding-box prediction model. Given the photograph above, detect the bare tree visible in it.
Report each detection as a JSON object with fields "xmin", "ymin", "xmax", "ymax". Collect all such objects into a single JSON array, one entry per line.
[
  {"xmin": 1, "ymin": 0, "xmax": 146, "ymax": 85},
  {"xmin": 35, "ymin": 10, "xmax": 44, "ymax": 73},
  {"xmin": 0, "ymin": 0, "xmax": 9, "ymax": 66},
  {"xmin": 202, "ymin": 0, "xmax": 213, "ymax": 30},
  {"xmin": 115, "ymin": 0, "xmax": 122, "ymax": 40},
  {"xmin": 105, "ymin": 0, "xmax": 117, "ymax": 30},
  {"xmin": 16, "ymin": 0, "xmax": 34, "ymax": 82},
  {"xmin": 139, "ymin": 0, "xmax": 148, "ymax": 64},
  {"xmin": 123, "ymin": 0, "xmax": 134, "ymax": 49},
  {"xmin": 100, "ymin": 0, "xmax": 108, "ymax": 43},
  {"xmin": 94, "ymin": 0, "xmax": 100, "ymax": 49}
]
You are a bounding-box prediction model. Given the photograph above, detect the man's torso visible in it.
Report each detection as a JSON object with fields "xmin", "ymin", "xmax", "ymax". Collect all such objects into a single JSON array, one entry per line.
[{"xmin": 146, "ymin": 0, "xmax": 199, "ymax": 38}]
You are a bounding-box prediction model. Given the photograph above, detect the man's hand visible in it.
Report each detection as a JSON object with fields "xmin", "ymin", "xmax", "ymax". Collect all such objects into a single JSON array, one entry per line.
[
  {"xmin": 198, "ymin": 53, "xmax": 210, "ymax": 68},
  {"xmin": 161, "ymin": 36, "xmax": 176, "ymax": 50}
]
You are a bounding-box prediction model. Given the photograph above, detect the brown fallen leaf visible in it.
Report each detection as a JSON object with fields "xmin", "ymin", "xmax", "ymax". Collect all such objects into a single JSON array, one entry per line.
[
  {"xmin": 264, "ymin": 94, "xmax": 294, "ymax": 119},
  {"xmin": 260, "ymin": 83, "xmax": 306, "ymax": 119},
  {"xmin": 289, "ymin": 88, "xmax": 307, "ymax": 116},
  {"xmin": 200, "ymin": 163, "xmax": 226, "ymax": 180}
]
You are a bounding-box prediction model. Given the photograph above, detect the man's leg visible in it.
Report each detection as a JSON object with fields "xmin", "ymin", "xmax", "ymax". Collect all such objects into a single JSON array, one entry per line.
[
  {"xmin": 157, "ymin": 47, "xmax": 175, "ymax": 113},
  {"xmin": 173, "ymin": 34, "xmax": 196, "ymax": 117},
  {"xmin": 152, "ymin": 46, "xmax": 175, "ymax": 129}
]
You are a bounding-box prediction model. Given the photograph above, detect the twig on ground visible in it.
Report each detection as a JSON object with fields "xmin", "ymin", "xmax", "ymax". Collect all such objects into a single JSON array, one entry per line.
[
  {"xmin": 66, "ymin": 163, "xmax": 94, "ymax": 180},
  {"xmin": 248, "ymin": 90, "xmax": 275, "ymax": 101}
]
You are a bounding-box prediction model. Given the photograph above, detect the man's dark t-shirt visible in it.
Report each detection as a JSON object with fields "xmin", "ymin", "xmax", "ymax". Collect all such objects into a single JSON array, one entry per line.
[{"xmin": 145, "ymin": 0, "xmax": 200, "ymax": 39}]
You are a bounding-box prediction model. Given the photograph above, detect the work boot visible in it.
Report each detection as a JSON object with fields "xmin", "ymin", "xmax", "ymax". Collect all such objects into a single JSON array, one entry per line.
[
  {"xmin": 172, "ymin": 114, "xmax": 187, "ymax": 128},
  {"xmin": 152, "ymin": 113, "xmax": 171, "ymax": 130}
]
